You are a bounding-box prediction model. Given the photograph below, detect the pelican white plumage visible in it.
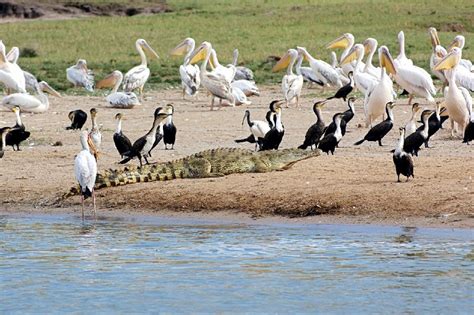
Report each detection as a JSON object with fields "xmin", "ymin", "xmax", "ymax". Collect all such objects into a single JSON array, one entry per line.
[
  {"xmin": 447, "ymin": 35, "xmax": 473, "ymax": 71},
  {"xmin": 428, "ymin": 28, "xmax": 447, "ymax": 87},
  {"xmin": 272, "ymin": 48, "xmax": 304, "ymax": 107},
  {"xmin": 395, "ymin": 31, "xmax": 413, "ymax": 67},
  {"xmin": 6, "ymin": 46, "xmax": 40, "ymax": 93},
  {"xmin": 0, "ymin": 41, "xmax": 26, "ymax": 93},
  {"xmin": 122, "ymin": 39, "xmax": 159, "ymax": 98},
  {"xmin": 363, "ymin": 46, "xmax": 395, "ymax": 127},
  {"xmin": 189, "ymin": 41, "xmax": 234, "ymax": 110},
  {"xmin": 434, "ymin": 47, "xmax": 471, "ymax": 136},
  {"xmin": 362, "ymin": 38, "xmax": 382, "ymax": 79},
  {"xmin": 209, "ymin": 49, "xmax": 236, "ymax": 83},
  {"xmin": 340, "ymin": 44, "xmax": 378, "ymax": 95},
  {"xmin": 1, "ymin": 81, "xmax": 61, "ymax": 113},
  {"xmin": 295, "ymin": 53, "xmax": 324, "ymax": 87},
  {"xmin": 170, "ymin": 37, "xmax": 201, "ymax": 99},
  {"xmin": 296, "ymin": 47, "xmax": 343, "ymax": 88},
  {"xmin": 66, "ymin": 59, "xmax": 94, "ymax": 92},
  {"xmin": 231, "ymin": 79, "xmax": 260, "ymax": 97},
  {"xmin": 232, "ymin": 49, "xmax": 254, "ymax": 81},
  {"xmin": 230, "ymin": 86, "xmax": 251, "ymax": 106},
  {"xmin": 326, "ymin": 33, "xmax": 363, "ymax": 76},
  {"xmin": 74, "ymin": 130, "xmax": 98, "ymax": 220},
  {"xmin": 96, "ymin": 70, "xmax": 140, "ymax": 108}
]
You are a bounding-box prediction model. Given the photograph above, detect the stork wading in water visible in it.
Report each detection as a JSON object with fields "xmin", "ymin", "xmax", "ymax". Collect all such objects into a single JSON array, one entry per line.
[
  {"xmin": 122, "ymin": 39, "xmax": 160, "ymax": 100},
  {"xmin": 74, "ymin": 131, "xmax": 98, "ymax": 221}
]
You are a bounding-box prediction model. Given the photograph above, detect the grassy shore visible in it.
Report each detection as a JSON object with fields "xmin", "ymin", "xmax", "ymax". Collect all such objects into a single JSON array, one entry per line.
[{"xmin": 1, "ymin": 0, "xmax": 472, "ymax": 92}]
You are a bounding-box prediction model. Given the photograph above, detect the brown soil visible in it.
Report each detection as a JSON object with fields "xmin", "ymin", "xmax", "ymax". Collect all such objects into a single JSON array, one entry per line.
[{"xmin": 0, "ymin": 86, "xmax": 473, "ymax": 228}]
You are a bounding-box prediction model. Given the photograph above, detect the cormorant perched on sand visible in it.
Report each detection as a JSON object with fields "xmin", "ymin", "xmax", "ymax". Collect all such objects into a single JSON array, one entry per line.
[
  {"xmin": 235, "ymin": 109, "xmax": 272, "ymax": 150},
  {"xmin": 318, "ymin": 113, "xmax": 344, "ymax": 155},
  {"xmin": 113, "ymin": 113, "xmax": 132, "ymax": 158},
  {"xmin": 326, "ymin": 71, "xmax": 354, "ymax": 102},
  {"xmin": 298, "ymin": 100, "xmax": 326, "ymax": 150},
  {"xmin": 66, "ymin": 110, "xmax": 87, "ymax": 130},
  {"xmin": 404, "ymin": 110, "xmax": 433, "ymax": 156},
  {"xmin": 120, "ymin": 109, "xmax": 169, "ymax": 167},
  {"xmin": 0, "ymin": 128, "xmax": 12, "ymax": 159},
  {"xmin": 323, "ymin": 97, "xmax": 355, "ymax": 137},
  {"xmin": 5, "ymin": 106, "xmax": 30, "ymax": 151},
  {"xmin": 259, "ymin": 100, "xmax": 285, "ymax": 151},
  {"xmin": 416, "ymin": 102, "xmax": 445, "ymax": 148},
  {"xmin": 163, "ymin": 104, "xmax": 177, "ymax": 150},
  {"xmin": 149, "ymin": 107, "xmax": 163, "ymax": 156},
  {"xmin": 393, "ymin": 127, "xmax": 414, "ymax": 182},
  {"xmin": 464, "ymin": 120, "xmax": 474, "ymax": 144},
  {"xmin": 354, "ymin": 101, "xmax": 395, "ymax": 146}
]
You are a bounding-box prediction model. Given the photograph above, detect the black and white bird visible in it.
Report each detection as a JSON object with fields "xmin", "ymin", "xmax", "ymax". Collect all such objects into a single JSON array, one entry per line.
[
  {"xmin": 235, "ymin": 109, "xmax": 272, "ymax": 150},
  {"xmin": 74, "ymin": 131, "xmax": 98, "ymax": 220},
  {"xmin": 120, "ymin": 109, "xmax": 169, "ymax": 167},
  {"xmin": 326, "ymin": 71, "xmax": 354, "ymax": 102},
  {"xmin": 66, "ymin": 109, "xmax": 87, "ymax": 130},
  {"xmin": 354, "ymin": 101, "xmax": 395, "ymax": 146},
  {"xmin": 163, "ymin": 104, "xmax": 177, "ymax": 150},
  {"xmin": 113, "ymin": 113, "xmax": 132, "ymax": 158},
  {"xmin": 323, "ymin": 97, "xmax": 355, "ymax": 137},
  {"xmin": 5, "ymin": 106, "xmax": 30, "ymax": 151},
  {"xmin": 298, "ymin": 100, "xmax": 326, "ymax": 150},
  {"xmin": 404, "ymin": 110, "xmax": 434, "ymax": 156},
  {"xmin": 393, "ymin": 127, "xmax": 414, "ymax": 182},
  {"xmin": 0, "ymin": 128, "xmax": 12, "ymax": 159},
  {"xmin": 149, "ymin": 107, "xmax": 164, "ymax": 156},
  {"xmin": 416, "ymin": 102, "xmax": 445, "ymax": 148},
  {"xmin": 260, "ymin": 100, "xmax": 285, "ymax": 151},
  {"xmin": 318, "ymin": 113, "xmax": 344, "ymax": 155}
]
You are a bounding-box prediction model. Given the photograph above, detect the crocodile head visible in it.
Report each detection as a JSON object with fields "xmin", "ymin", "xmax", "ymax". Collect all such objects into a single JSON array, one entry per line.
[{"xmin": 259, "ymin": 148, "xmax": 320, "ymax": 170}]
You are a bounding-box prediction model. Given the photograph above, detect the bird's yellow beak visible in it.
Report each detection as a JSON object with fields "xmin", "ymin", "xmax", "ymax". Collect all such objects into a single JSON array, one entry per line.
[
  {"xmin": 380, "ymin": 47, "xmax": 397, "ymax": 75},
  {"xmin": 428, "ymin": 27, "xmax": 440, "ymax": 48},
  {"xmin": 170, "ymin": 40, "xmax": 190, "ymax": 56},
  {"xmin": 434, "ymin": 50, "xmax": 459, "ymax": 71},
  {"xmin": 96, "ymin": 72, "xmax": 117, "ymax": 89},
  {"xmin": 189, "ymin": 45, "xmax": 207, "ymax": 64},
  {"xmin": 272, "ymin": 52, "xmax": 291, "ymax": 72},
  {"xmin": 142, "ymin": 41, "xmax": 160, "ymax": 59},
  {"xmin": 340, "ymin": 46, "xmax": 358, "ymax": 66},
  {"xmin": 326, "ymin": 34, "xmax": 350, "ymax": 49},
  {"xmin": 42, "ymin": 82, "xmax": 62, "ymax": 98}
]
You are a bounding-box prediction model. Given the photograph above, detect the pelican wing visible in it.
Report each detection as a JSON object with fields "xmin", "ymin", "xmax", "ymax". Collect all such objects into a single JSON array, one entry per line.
[
  {"xmin": 234, "ymin": 66, "xmax": 254, "ymax": 81},
  {"xmin": 67, "ymin": 66, "xmax": 94, "ymax": 92},
  {"xmin": 300, "ymin": 67, "xmax": 323, "ymax": 85},
  {"xmin": 283, "ymin": 74, "xmax": 303, "ymax": 101},
  {"xmin": 204, "ymin": 73, "xmax": 233, "ymax": 101},
  {"xmin": 460, "ymin": 87, "xmax": 473, "ymax": 117},
  {"xmin": 179, "ymin": 64, "xmax": 199, "ymax": 95},
  {"xmin": 232, "ymin": 86, "xmax": 251, "ymax": 105},
  {"xmin": 231, "ymin": 80, "xmax": 260, "ymax": 96},
  {"xmin": 355, "ymin": 71, "xmax": 378, "ymax": 94},
  {"xmin": 455, "ymin": 66, "xmax": 474, "ymax": 92},
  {"xmin": 1, "ymin": 93, "xmax": 42, "ymax": 112},
  {"xmin": 396, "ymin": 65, "xmax": 436, "ymax": 96},
  {"xmin": 310, "ymin": 60, "xmax": 341, "ymax": 87},
  {"xmin": 106, "ymin": 92, "xmax": 141, "ymax": 108},
  {"xmin": 23, "ymin": 70, "xmax": 39, "ymax": 93},
  {"xmin": 123, "ymin": 65, "xmax": 150, "ymax": 92}
]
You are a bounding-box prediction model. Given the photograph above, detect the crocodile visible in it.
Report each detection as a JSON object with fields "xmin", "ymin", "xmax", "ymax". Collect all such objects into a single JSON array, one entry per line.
[{"xmin": 65, "ymin": 147, "xmax": 319, "ymax": 197}]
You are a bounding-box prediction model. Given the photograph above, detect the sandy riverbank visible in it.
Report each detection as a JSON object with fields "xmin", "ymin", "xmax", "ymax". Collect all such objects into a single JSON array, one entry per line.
[{"xmin": 0, "ymin": 86, "xmax": 473, "ymax": 228}]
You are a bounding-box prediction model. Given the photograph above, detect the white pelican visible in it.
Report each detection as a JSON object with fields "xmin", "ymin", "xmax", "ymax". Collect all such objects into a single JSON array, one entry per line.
[
  {"xmin": 230, "ymin": 86, "xmax": 251, "ymax": 106},
  {"xmin": 210, "ymin": 49, "xmax": 236, "ymax": 83},
  {"xmin": 404, "ymin": 103, "xmax": 422, "ymax": 136},
  {"xmin": 386, "ymin": 46, "xmax": 436, "ymax": 104},
  {"xmin": 272, "ymin": 48, "xmax": 303, "ymax": 107},
  {"xmin": 122, "ymin": 39, "xmax": 159, "ymax": 98},
  {"xmin": 395, "ymin": 31, "xmax": 413, "ymax": 67},
  {"xmin": 428, "ymin": 28, "xmax": 447, "ymax": 87},
  {"xmin": 296, "ymin": 47, "xmax": 343, "ymax": 88},
  {"xmin": 1, "ymin": 81, "xmax": 61, "ymax": 113},
  {"xmin": 66, "ymin": 59, "xmax": 94, "ymax": 92},
  {"xmin": 362, "ymin": 38, "xmax": 382, "ymax": 79},
  {"xmin": 363, "ymin": 46, "xmax": 395, "ymax": 127},
  {"xmin": 434, "ymin": 47, "xmax": 471, "ymax": 136},
  {"xmin": 340, "ymin": 44, "xmax": 378, "ymax": 95},
  {"xmin": 232, "ymin": 49, "xmax": 254, "ymax": 81},
  {"xmin": 231, "ymin": 79, "xmax": 260, "ymax": 97},
  {"xmin": 6, "ymin": 46, "xmax": 39, "ymax": 93},
  {"xmin": 74, "ymin": 130, "xmax": 98, "ymax": 220},
  {"xmin": 326, "ymin": 33, "xmax": 363, "ymax": 76},
  {"xmin": 295, "ymin": 53, "xmax": 324, "ymax": 87},
  {"xmin": 189, "ymin": 41, "xmax": 234, "ymax": 110},
  {"xmin": 170, "ymin": 37, "xmax": 201, "ymax": 99},
  {"xmin": 0, "ymin": 41, "xmax": 26, "ymax": 93},
  {"xmin": 96, "ymin": 70, "xmax": 140, "ymax": 108},
  {"xmin": 447, "ymin": 35, "xmax": 473, "ymax": 71}
]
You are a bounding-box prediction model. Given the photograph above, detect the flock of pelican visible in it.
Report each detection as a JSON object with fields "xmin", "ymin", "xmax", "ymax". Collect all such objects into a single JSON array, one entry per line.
[{"xmin": 0, "ymin": 27, "xmax": 473, "ymax": 216}]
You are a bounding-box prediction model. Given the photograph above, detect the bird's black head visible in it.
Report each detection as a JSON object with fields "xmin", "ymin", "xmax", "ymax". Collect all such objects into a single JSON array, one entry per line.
[
  {"xmin": 154, "ymin": 107, "xmax": 163, "ymax": 116},
  {"xmin": 269, "ymin": 100, "xmax": 284, "ymax": 112}
]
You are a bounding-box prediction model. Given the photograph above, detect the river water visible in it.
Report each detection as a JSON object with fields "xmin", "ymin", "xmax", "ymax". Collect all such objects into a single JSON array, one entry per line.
[{"xmin": 0, "ymin": 213, "xmax": 472, "ymax": 313}]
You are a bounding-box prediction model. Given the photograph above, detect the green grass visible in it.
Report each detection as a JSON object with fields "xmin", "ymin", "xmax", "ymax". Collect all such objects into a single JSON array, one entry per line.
[{"xmin": 1, "ymin": 0, "xmax": 472, "ymax": 92}]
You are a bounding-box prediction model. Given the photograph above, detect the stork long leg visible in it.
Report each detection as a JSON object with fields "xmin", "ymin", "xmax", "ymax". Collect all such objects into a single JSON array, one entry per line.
[
  {"xmin": 92, "ymin": 190, "xmax": 96, "ymax": 220},
  {"xmin": 81, "ymin": 195, "xmax": 85, "ymax": 221}
]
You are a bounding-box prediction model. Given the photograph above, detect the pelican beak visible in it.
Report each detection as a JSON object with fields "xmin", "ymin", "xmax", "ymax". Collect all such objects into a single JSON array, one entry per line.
[
  {"xmin": 340, "ymin": 46, "xmax": 358, "ymax": 66},
  {"xmin": 379, "ymin": 46, "xmax": 397, "ymax": 75},
  {"xmin": 296, "ymin": 47, "xmax": 309, "ymax": 61},
  {"xmin": 362, "ymin": 41, "xmax": 371, "ymax": 56},
  {"xmin": 447, "ymin": 38, "xmax": 461, "ymax": 52},
  {"xmin": 189, "ymin": 44, "xmax": 207, "ymax": 64},
  {"xmin": 428, "ymin": 27, "xmax": 440, "ymax": 48},
  {"xmin": 326, "ymin": 34, "xmax": 349, "ymax": 49},
  {"xmin": 96, "ymin": 72, "xmax": 117, "ymax": 89},
  {"xmin": 170, "ymin": 39, "xmax": 190, "ymax": 56},
  {"xmin": 272, "ymin": 51, "xmax": 291, "ymax": 72},
  {"xmin": 42, "ymin": 82, "xmax": 62, "ymax": 97},
  {"xmin": 142, "ymin": 41, "xmax": 160, "ymax": 59},
  {"xmin": 434, "ymin": 50, "xmax": 460, "ymax": 71}
]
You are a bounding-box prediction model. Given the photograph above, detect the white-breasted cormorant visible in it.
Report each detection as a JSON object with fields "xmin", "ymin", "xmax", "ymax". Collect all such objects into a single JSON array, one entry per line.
[
  {"xmin": 318, "ymin": 113, "xmax": 344, "ymax": 155},
  {"xmin": 298, "ymin": 100, "xmax": 327, "ymax": 150},
  {"xmin": 113, "ymin": 113, "xmax": 132, "ymax": 158},
  {"xmin": 404, "ymin": 110, "xmax": 434, "ymax": 156},
  {"xmin": 163, "ymin": 104, "xmax": 177, "ymax": 150},
  {"xmin": 66, "ymin": 109, "xmax": 87, "ymax": 130},
  {"xmin": 354, "ymin": 101, "xmax": 395, "ymax": 146},
  {"xmin": 393, "ymin": 127, "xmax": 414, "ymax": 182},
  {"xmin": 5, "ymin": 106, "xmax": 30, "ymax": 151},
  {"xmin": 259, "ymin": 100, "xmax": 285, "ymax": 151}
]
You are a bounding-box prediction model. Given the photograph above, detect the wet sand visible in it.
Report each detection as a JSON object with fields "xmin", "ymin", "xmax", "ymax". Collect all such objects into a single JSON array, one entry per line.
[{"xmin": 0, "ymin": 86, "xmax": 473, "ymax": 228}]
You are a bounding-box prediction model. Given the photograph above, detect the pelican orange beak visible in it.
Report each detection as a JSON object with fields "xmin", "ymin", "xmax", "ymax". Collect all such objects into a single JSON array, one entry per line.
[
  {"xmin": 189, "ymin": 42, "xmax": 209, "ymax": 64},
  {"xmin": 428, "ymin": 27, "xmax": 440, "ymax": 48},
  {"xmin": 362, "ymin": 40, "xmax": 371, "ymax": 56},
  {"xmin": 141, "ymin": 40, "xmax": 160, "ymax": 59},
  {"xmin": 379, "ymin": 46, "xmax": 397, "ymax": 75},
  {"xmin": 434, "ymin": 48, "xmax": 461, "ymax": 71},
  {"xmin": 340, "ymin": 45, "xmax": 360, "ymax": 66},
  {"xmin": 272, "ymin": 51, "xmax": 291, "ymax": 72},
  {"xmin": 41, "ymin": 81, "xmax": 62, "ymax": 97},
  {"xmin": 447, "ymin": 37, "xmax": 462, "ymax": 52},
  {"xmin": 170, "ymin": 38, "xmax": 191, "ymax": 56},
  {"xmin": 326, "ymin": 34, "xmax": 350, "ymax": 49},
  {"xmin": 96, "ymin": 71, "xmax": 119, "ymax": 89}
]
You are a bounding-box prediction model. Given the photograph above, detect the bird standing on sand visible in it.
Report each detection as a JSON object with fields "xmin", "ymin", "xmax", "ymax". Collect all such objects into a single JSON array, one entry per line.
[
  {"xmin": 393, "ymin": 127, "xmax": 414, "ymax": 182},
  {"xmin": 404, "ymin": 110, "xmax": 434, "ymax": 156},
  {"xmin": 89, "ymin": 108, "xmax": 101, "ymax": 150},
  {"xmin": 318, "ymin": 113, "xmax": 345, "ymax": 155},
  {"xmin": 299, "ymin": 100, "xmax": 326, "ymax": 150},
  {"xmin": 326, "ymin": 71, "xmax": 354, "ymax": 102},
  {"xmin": 74, "ymin": 131, "xmax": 98, "ymax": 220},
  {"xmin": 5, "ymin": 106, "xmax": 30, "ymax": 151},
  {"xmin": 113, "ymin": 113, "xmax": 132, "ymax": 158},
  {"xmin": 235, "ymin": 109, "xmax": 272, "ymax": 151},
  {"xmin": 66, "ymin": 59, "xmax": 94, "ymax": 92},
  {"xmin": 0, "ymin": 128, "xmax": 11, "ymax": 159},
  {"xmin": 66, "ymin": 110, "xmax": 87, "ymax": 130},
  {"xmin": 163, "ymin": 104, "xmax": 177, "ymax": 150},
  {"xmin": 259, "ymin": 100, "xmax": 285, "ymax": 150},
  {"xmin": 354, "ymin": 102, "xmax": 395, "ymax": 146}
]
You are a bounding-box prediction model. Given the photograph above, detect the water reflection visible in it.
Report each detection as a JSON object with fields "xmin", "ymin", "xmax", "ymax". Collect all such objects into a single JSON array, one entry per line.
[{"xmin": 0, "ymin": 214, "xmax": 472, "ymax": 313}]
